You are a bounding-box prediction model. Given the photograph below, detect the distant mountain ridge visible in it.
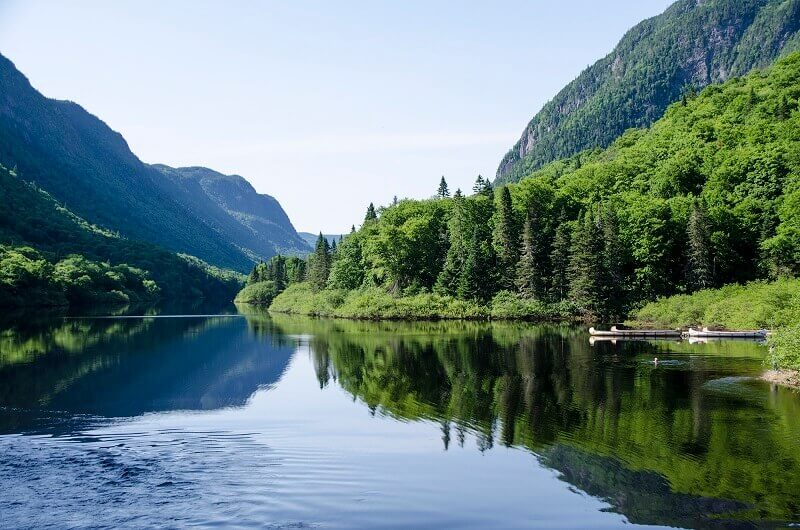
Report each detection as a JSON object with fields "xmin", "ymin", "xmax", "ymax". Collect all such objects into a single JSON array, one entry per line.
[
  {"xmin": 496, "ymin": 0, "xmax": 800, "ymax": 185},
  {"xmin": 153, "ymin": 165, "xmax": 310, "ymax": 259},
  {"xmin": 0, "ymin": 52, "xmax": 306, "ymax": 272}
]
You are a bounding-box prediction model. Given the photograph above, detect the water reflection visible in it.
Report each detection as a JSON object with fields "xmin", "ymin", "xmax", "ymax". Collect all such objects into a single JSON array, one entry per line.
[
  {"xmin": 265, "ymin": 313, "xmax": 800, "ymax": 528},
  {"xmin": 1, "ymin": 306, "xmax": 798, "ymax": 528},
  {"xmin": 0, "ymin": 312, "xmax": 293, "ymax": 433}
]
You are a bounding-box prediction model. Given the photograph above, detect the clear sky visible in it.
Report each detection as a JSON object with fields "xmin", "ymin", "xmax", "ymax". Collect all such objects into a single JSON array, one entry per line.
[{"xmin": 0, "ymin": 0, "xmax": 672, "ymax": 233}]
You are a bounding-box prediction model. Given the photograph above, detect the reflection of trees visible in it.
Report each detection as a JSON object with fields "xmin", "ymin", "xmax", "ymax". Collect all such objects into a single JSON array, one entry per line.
[{"xmin": 269, "ymin": 314, "xmax": 800, "ymax": 526}]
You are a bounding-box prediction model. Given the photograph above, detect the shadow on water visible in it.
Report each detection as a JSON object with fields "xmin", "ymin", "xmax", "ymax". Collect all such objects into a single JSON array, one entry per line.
[
  {"xmin": 264, "ymin": 312, "xmax": 800, "ymax": 529},
  {"xmin": 0, "ymin": 305, "xmax": 294, "ymax": 434}
]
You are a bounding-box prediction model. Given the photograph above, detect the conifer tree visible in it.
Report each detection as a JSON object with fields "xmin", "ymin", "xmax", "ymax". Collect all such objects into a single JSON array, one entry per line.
[
  {"xmin": 364, "ymin": 203, "xmax": 377, "ymax": 222},
  {"xmin": 515, "ymin": 211, "xmax": 547, "ymax": 299},
  {"xmin": 454, "ymin": 188, "xmax": 463, "ymax": 199},
  {"xmin": 493, "ymin": 186, "xmax": 518, "ymax": 290},
  {"xmin": 437, "ymin": 176, "xmax": 450, "ymax": 198},
  {"xmin": 549, "ymin": 216, "xmax": 572, "ymax": 302},
  {"xmin": 601, "ymin": 205, "xmax": 624, "ymax": 316},
  {"xmin": 458, "ymin": 225, "xmax": 494, "ymax": 301},
  {"xmin": 307, "ymin": 233, "xmax": 331, "ymax": 290},
  {"xmin": 436, "ymin": 192, "xmax": 468, "ymax": 295},
  {"xmin": 472, "ymin": 175, "xmax": 485, "ymax": 195},
  {"xmin": 568, "ymin": 209, "xmax": 604, "ymax": 315},
  {"xmin": 686, "ymin": 199, "xmax": 713, "ymax": 292},
  {"xmin": 273, "ymin": 255, "xmax": 286, "ymax": 292}
]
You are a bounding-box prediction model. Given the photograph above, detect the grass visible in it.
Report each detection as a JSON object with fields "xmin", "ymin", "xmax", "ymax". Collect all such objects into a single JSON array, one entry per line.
[
  {"xmin": 267, "ymin": 283, "xmax": 580, "ymax": 321},
  {"xmin": 629, "ymin": 277, "xmax": 800, "ymax": 371}
]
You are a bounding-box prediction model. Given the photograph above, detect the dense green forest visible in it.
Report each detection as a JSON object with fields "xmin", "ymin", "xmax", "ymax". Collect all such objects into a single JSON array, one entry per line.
[
  {"xmin": 496, "ymin": 0, "xmax": 800, "ymax": 184},
  {"xmin": 261, "ymin": 53, "xmax": 800, "ymax": 323},
  {"xmin": 0, "ymin": 164, "xmax": 243, "ymax": 308}
]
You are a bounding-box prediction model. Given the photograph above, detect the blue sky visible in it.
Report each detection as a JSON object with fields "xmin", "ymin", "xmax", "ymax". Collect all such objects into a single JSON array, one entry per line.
[{"xmin": 0, "ymin": 0, "xmax": 672, "ymax": 233}]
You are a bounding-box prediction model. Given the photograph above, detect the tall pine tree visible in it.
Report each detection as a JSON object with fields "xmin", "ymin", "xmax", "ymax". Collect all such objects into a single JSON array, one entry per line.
[
  {"xmin": 364, "ymin": 203, "xmax": 377, "ymax": 222},
  {"xmin": 568, "ymin": 208, "xmax": 605, "ymax": 315},
  {"xmin": 307, "ymin": 233, "xmax": 331, "ymax": 290},
  {"xmin": 549, "ymin": 215, "xmax": 571, "ymax": 302},
  {"xmin": 600, "ymin": 205, "xmax": 624, "ymax": 317},
  {"xmin": 515, "ymin": 211, "xmax": 547, "ymax": 299},
  {"xmin": 686, "ymin": 199, "xmax": 713, "ymax": 292},
  {"xmin": 493, "ymin": 186, "xmax": 518, "ymax": 290},
  {"xmin": 437, "ymin": 176, "xmax": 450, "ymax": 198}
]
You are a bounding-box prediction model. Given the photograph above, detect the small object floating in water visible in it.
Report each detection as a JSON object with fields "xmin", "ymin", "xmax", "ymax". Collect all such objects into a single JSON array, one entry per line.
[
  {"xmin": 687, "ymin": 327, "xmax": 768, "ymax": 339},
  {"xmin": 588, "ymin": 326, "xmax": 681, "ymax": 337}
]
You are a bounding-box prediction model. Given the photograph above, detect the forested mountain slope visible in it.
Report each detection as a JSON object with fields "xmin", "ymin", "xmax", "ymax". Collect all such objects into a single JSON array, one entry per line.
[
  {"xmin": 276, "ymin": 52, "xmax": 800, "ymax": 319},
  {"xmin": 0, "ymin": 164, "xmax": 242, "ymax": 307},
  {"xmin": 153, "ymin": 165, "xmax": 310, "ymax": 259},
  {"xmin": 496, "ymin": 0, "xmax": 800, "ymax": 185},
  {"xmin": 0, "ymin": 53, "xmax": 305, "ymax": 271}
]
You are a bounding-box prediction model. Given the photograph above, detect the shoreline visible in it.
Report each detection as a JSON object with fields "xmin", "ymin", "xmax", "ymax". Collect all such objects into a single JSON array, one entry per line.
[{"xmin": 761, "ymin": 369, "xmax": 800, "ymax": 390}]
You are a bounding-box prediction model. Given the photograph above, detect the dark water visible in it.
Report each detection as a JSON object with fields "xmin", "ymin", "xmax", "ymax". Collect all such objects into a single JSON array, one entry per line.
[{"xmin": 1, "ymin": 306, "xmax": 798, "ymax": 529}]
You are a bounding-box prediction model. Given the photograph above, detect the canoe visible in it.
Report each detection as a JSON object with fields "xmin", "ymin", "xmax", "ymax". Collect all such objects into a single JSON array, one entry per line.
[
  {"xmin": 687, "ymin": 327, "xmax": 767, "ymax": 338},
  {"xmin": 588, "ymin": 326, "xmax": 682, "ymax": 337}
]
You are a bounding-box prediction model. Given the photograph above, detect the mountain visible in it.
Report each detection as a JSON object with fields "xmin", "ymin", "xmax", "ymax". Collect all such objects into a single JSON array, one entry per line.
[
  {"xmin": 496, "ymin": 0, "xmax": 800, "ymax": 185},
  {"xmin": 298, "ymin": 232, "xmax": 343, "ymax": 248},
  {"xmin": 153, "ymin": 165, "xmax": 310, "ymax": 259},
  {"xmin": 0, "ymin": 163, "xmax": 242, "ymax": 306},
  {"xmin": 0, "ymin": 52, "xmax": 304, "ymax": 272}
]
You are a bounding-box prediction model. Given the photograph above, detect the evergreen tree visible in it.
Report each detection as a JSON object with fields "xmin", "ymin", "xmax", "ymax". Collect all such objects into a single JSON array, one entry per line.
[
  {"xmin": 493, "ymin": 186, "xmax": 518, "ymax": 290},
  {"xmin": 365, "ymin": 203, "xmax": 377, "ymax": 222},
  {"xmin": 307, "ymin": 233, "xmax": 331, "ymax": 290},
  {"xmin": 549, "ymin": 216, "xmax": 572, "ymax": 302},
  {"xmin": 515, "ymin": 211, "xmax": 547, "ymax": 299},
  {"xmin": 458, "ymin": 225, "xmax": 494, "ymax": 301},
  {"xmin": 454, "ymin": 188, "xmax": 463, "ymax": 199},
  {"xmin": 436, "ymin": 192, "xmax": 468, "ymax": 295},
  {"xmin": 473, "ymin": 175, "xmax": 485, "ymax": 195},
  {"xmin": 437, "ymin": 176, "xmax": 450, "ymax": 198},
  {"xmin": 686, "ymin": 199, "xmax": 713, "ymax": 291},
  {"xmin": 568, "ymin": 209, "xmax": 605, "ymax": 315},
  {"xmin": 273, "ymin": 255, "xmax": 286, "ymax": 292},
  {"xmin": 600, "ymin": 205, "xmax": 624, "ymax": 316}
]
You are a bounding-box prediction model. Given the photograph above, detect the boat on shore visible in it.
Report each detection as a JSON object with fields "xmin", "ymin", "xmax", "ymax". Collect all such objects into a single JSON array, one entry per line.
[
  {"xmin": 686, "ymin": 327, "xmax": 768, "ymax": 339},
  {"xmin": 588, "ymin": 326, "xmax": 682, "ymax": 338}
]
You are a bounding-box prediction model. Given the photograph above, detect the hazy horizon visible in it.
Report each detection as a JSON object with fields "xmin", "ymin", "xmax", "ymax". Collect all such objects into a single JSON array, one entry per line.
[{"xmin": 0, "ymin": 0, "xmax": 672, "ymax": 233}]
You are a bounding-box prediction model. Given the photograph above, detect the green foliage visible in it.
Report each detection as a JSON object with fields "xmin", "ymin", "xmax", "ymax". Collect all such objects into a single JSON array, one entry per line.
[
  {"xmin": 768, "ymin": 326, "xmax": 800, "ymax": 370},
  {"xmin": 280, "ymin": 53, "xmax": 800, "ymax": 322},
  {"xmin": 629, "ymin": 278, "xmax": 800, "ymax": 330},
  {"xmin": 0, "ymin": 165, "xmax": 243, "ymax": 308},
  {"xmin": 0, "ymin": 245, "xmax": 161, "ymax": 307},
  {"xmin": 496, "ymin": 0, "xmax": 800, "ymax": 184},
  {"xmin": 307, "ymin": 233, "xmax": 331, "ymax": 290},
  {"xmin": 234, "ymin": 280, "xmax": 278, "ymax": 305}
]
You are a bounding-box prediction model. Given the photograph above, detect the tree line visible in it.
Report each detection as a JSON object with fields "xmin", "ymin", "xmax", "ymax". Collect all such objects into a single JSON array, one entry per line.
[{"xmin": 250, "ymin": 53, "xmax": 800, "ymax": 319}]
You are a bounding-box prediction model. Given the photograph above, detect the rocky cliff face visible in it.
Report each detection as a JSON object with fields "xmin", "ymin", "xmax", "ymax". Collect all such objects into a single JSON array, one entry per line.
[{"xmin": 496, "ymin": 0, "xmax": 800, "ymax": 185}]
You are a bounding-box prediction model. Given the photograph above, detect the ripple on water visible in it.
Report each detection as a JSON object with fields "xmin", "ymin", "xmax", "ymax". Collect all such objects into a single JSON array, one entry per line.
[{"xmin": 0, "ymin": 427, "xmax": 359, "ymax": 529}]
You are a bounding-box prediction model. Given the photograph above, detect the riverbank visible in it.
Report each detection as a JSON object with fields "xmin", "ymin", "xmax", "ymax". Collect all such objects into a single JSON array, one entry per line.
[
  {"xmin": 628, "ymin": 278, "xmax": 800, "ymax": 374},
  {"xmin": 762, "ymin": 369, "xmax": 800, "ymax": 389},
  {"xmin": 267, "ymin": 283, "xmax": 580, "ymax": 321}
]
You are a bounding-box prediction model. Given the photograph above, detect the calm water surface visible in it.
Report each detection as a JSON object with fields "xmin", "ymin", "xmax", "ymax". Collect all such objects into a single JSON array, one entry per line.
[{"xmin": 0, "ymin": 306, "xmax": 798, "ymax": 529}]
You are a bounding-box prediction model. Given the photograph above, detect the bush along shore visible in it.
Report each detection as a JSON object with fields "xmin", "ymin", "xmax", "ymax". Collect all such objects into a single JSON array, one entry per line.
[{"xmin": 629, "ymin": 278, "xmax": 800, "ymax": 384}]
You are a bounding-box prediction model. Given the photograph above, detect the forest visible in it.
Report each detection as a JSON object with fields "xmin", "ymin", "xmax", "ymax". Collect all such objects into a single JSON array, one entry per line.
[
  {"xmin": 251, "ymin": 52, "xmax": 800, "ymax": 323},
  {"xmin": 0, "ymin": 164, "xmax": 243, "ymax": 309}
]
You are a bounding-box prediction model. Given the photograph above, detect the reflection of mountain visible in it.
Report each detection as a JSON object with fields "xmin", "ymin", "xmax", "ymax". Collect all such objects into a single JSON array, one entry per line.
[
  {"xmin": 543, "ymin": 445, "xmax": 752, "ymax": 530},
  {"xmin": 269, "ymin": 314, "xmax": 800, "ymax": 527},
  {"xmin": 0, "ymin": 314, "xmax": 293, "ymax": 431}
]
